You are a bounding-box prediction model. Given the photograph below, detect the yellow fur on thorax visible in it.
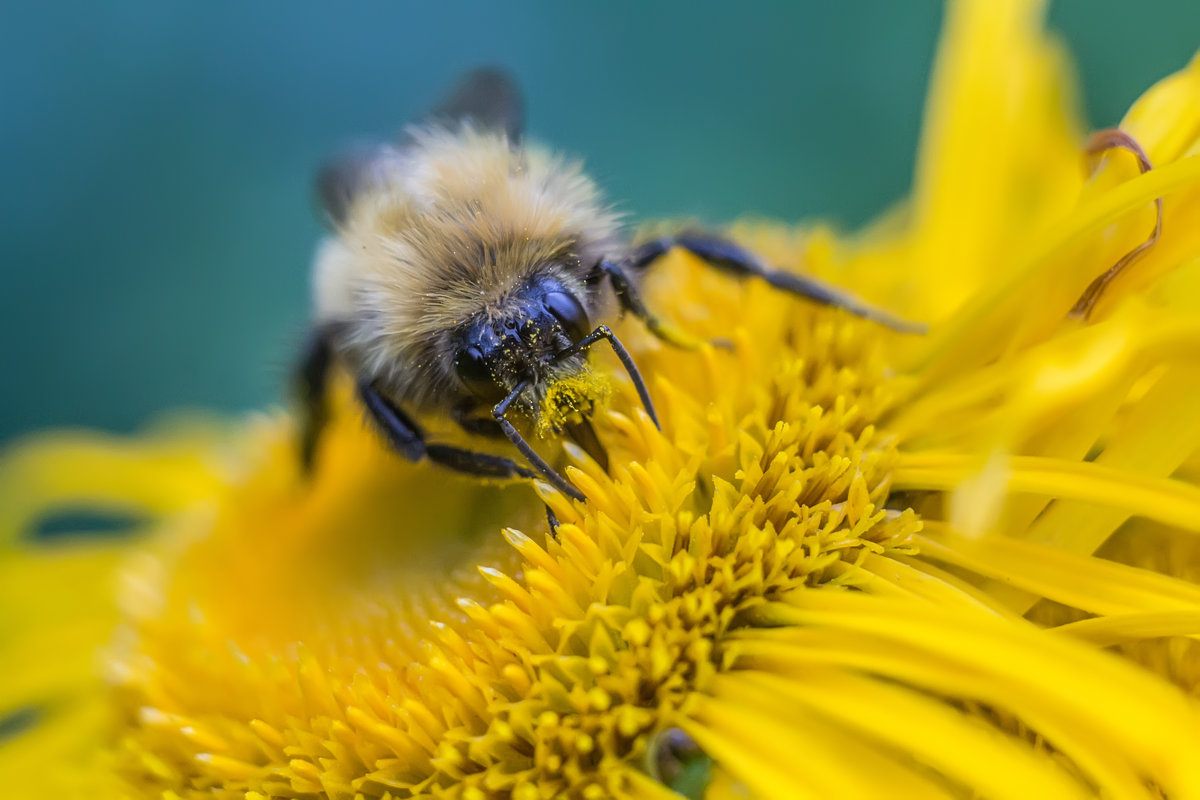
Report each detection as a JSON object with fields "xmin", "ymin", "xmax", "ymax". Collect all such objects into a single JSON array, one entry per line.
[{"xmin": 312, "ymin": 125, "xmax": 623, "ymax": 409}]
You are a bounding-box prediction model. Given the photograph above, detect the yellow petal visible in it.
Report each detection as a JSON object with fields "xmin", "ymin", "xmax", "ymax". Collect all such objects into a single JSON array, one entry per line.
[
  {"xmin": 894, "ymin": 452, "xmax": 1200, "ymax": 534},
  {"xmin": 915, "ymin": 525, "xmax": 1200, "ymax": 616},
  {"xmin": 909, "ymin": 0, "xmax": 1083, "ymax": 315}
]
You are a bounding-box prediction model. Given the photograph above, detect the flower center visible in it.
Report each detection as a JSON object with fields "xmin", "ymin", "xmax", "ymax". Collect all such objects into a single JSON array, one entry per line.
[{"xmin": 105, "ymin": 250, "xmax": 921, "ymax": 798}]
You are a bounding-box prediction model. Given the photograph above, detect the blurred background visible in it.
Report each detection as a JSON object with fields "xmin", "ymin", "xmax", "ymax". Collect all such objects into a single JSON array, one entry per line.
[{"xmin": 2, "ymin": 1, "xmax": 1197, "ymax": 444}]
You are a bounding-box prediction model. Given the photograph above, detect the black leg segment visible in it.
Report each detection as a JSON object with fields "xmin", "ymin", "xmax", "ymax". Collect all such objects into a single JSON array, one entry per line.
[
  {"xmin": 629, "ymin": 232, "xmax": 927, "ymax": 334},
  {"xmin": 450, "ymin": 402, "xmax": 507, "ymax": 439},
  {"xmin": 492, "ymin": 382, "xmax": 585, "ymax": 500},
  {"xmin": 358, "ymin": 381, "xmax": 537, "ymax": 481},
  {"xmin": 599, "ymin": 259, "xmax": 721, "ymax": 350},
  {"xmin": 558, "ymin": 325, "xmax": 660, "ymax": 430},
  {"xmin": 544, "ymin": 503, "xmax": 561, "ymax": 538},
  {"xmin": 296, "ymin": 325, "xmax": 336, "ymax": 471},
  {"xmin": 486, "ymin": 325, "xmax": 659, "ymax": 504}
]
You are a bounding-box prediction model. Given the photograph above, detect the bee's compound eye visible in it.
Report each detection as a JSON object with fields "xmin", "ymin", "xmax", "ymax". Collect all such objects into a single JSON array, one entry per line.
[
  {"xmin": 454, "ymin": 345, "xmax": 506, "ymax": 403},
  {"xmin": 543, "ymin": 291, "xmax": 590, "ymax": 345}
]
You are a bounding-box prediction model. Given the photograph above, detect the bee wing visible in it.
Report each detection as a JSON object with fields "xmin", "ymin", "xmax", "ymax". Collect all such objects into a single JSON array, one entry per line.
[
  {"xmin": 429, "ymin": 67, "xmax": 524, "ymax": 142},
  {"xmin": 315, "ymin": 142, "xmax": 396, "ymax": 228},
  {"xmin": 316, "ymin": 68, "xmax": 524, "ymax": 227}
]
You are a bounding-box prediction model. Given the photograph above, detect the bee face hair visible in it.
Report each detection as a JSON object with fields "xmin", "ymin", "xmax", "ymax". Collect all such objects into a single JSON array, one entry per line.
[
  {"xmin": 314, "ymin": 124, "xmax": 622, "ymax": 410},
  {"xmin": 452, "ymin": 273, "xmax": 593, "ymax": 405}
]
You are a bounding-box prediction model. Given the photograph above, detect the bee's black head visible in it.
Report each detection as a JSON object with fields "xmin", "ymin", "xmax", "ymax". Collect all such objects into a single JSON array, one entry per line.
[{"xmin": 452, "ymin": 277, "xmax": 591, "ymax": 406}]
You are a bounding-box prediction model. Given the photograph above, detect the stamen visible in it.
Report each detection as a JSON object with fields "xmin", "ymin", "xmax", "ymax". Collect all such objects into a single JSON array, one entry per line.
[{"xmin": 1070, "ymin": 129, "xmax": 1163, "ymax": 320}]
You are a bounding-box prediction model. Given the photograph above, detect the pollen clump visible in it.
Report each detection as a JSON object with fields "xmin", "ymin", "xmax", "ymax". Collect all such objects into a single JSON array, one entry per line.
[{"xmin": 536, "ymin": 369, "xmax": 610, "ymax": 437}]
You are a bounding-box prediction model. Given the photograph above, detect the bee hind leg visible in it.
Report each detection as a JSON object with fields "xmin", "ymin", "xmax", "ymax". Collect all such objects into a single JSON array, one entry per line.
[
  {"xmin": 628, "ymin": 233, "xmax": 926, "ymax": 334},
  {"xmin": 358, "ymin": 381, "xmax": 540, "ymax": 482}
]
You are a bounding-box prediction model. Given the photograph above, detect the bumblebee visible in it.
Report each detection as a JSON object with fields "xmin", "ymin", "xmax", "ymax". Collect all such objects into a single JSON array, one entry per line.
[{"xmin": 298, "ymin": 69, "xmax": 922, "ymax": 499}]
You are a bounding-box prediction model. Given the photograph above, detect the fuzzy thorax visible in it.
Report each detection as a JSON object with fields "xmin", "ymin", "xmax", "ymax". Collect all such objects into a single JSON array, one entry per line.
[{"xmin": 312, "ymin": 124, "xmax": 623, "ymax": 411}]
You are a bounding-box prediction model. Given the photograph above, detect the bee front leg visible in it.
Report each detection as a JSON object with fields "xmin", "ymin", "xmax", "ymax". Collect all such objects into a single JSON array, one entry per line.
[
  {"xmin": 629, "ymin": 233, "xmax": 926, "ymax": 334},
  {"xmin": 358, "ymin": 381, "xmax": 539, "ymax": 481}
]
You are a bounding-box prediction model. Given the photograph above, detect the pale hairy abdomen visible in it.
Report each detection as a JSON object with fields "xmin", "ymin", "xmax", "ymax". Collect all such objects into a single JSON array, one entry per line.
[{"xmin": 312, "ymin": 125, "xmax": 623, "ymax": 411}]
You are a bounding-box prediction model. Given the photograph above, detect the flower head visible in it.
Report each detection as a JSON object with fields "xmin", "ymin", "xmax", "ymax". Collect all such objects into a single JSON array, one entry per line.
[{"xmin": 6, "ymin": 2, "xmax": 1200, "ymax": 798}]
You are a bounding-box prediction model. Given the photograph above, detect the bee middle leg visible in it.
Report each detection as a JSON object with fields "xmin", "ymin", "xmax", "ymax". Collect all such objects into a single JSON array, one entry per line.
[
  {"xmin": 296, "ymin": 325, "xmax": 337, "ymax": 472},
  {"xmin": 358, "ymin": 381, "xmax": 539, "ymax": 481},
  {"xmin": 598, "ymin": 258, "xmax": 722, "ymax": 350},
  {"xmin": 624, "ymin": 233, "xmax": 926, "ymax": 334},
  {"xmin": 450, "ymin": 403, "xmax": 507, "ymax": 439}
]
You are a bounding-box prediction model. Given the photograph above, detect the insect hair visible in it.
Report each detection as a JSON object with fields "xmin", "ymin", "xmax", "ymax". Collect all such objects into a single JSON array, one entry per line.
[{"xmin": 313, "ymin": 123, "xmax": 624, "ymax": 410}]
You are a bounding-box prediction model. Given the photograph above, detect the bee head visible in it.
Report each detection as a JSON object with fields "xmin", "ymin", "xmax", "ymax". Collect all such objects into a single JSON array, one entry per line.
[{"xmin": 452, "ymin": 277, "xmax": 592, "ymax": 409}]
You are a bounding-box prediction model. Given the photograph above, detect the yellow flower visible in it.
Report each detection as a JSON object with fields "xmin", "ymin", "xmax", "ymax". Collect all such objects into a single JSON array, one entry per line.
[{"xmin": 6, "ymin": 1, "xmax": 1200, "ymax": 797}]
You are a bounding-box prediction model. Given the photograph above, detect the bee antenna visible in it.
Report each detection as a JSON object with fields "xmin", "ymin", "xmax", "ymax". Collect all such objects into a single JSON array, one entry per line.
[
  {"xmin": 558, "ymin": 325, "xmax": 660, "ymax": 430},
  {"xmin": 493, "ymin": 382, "xmax": 585, "ymax": 501}
]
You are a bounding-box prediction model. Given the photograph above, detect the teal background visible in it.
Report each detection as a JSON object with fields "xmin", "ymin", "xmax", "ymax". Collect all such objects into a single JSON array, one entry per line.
[{"xmin": 2, "ymin": 2, "xmax": 1197, "ymax": 443}]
